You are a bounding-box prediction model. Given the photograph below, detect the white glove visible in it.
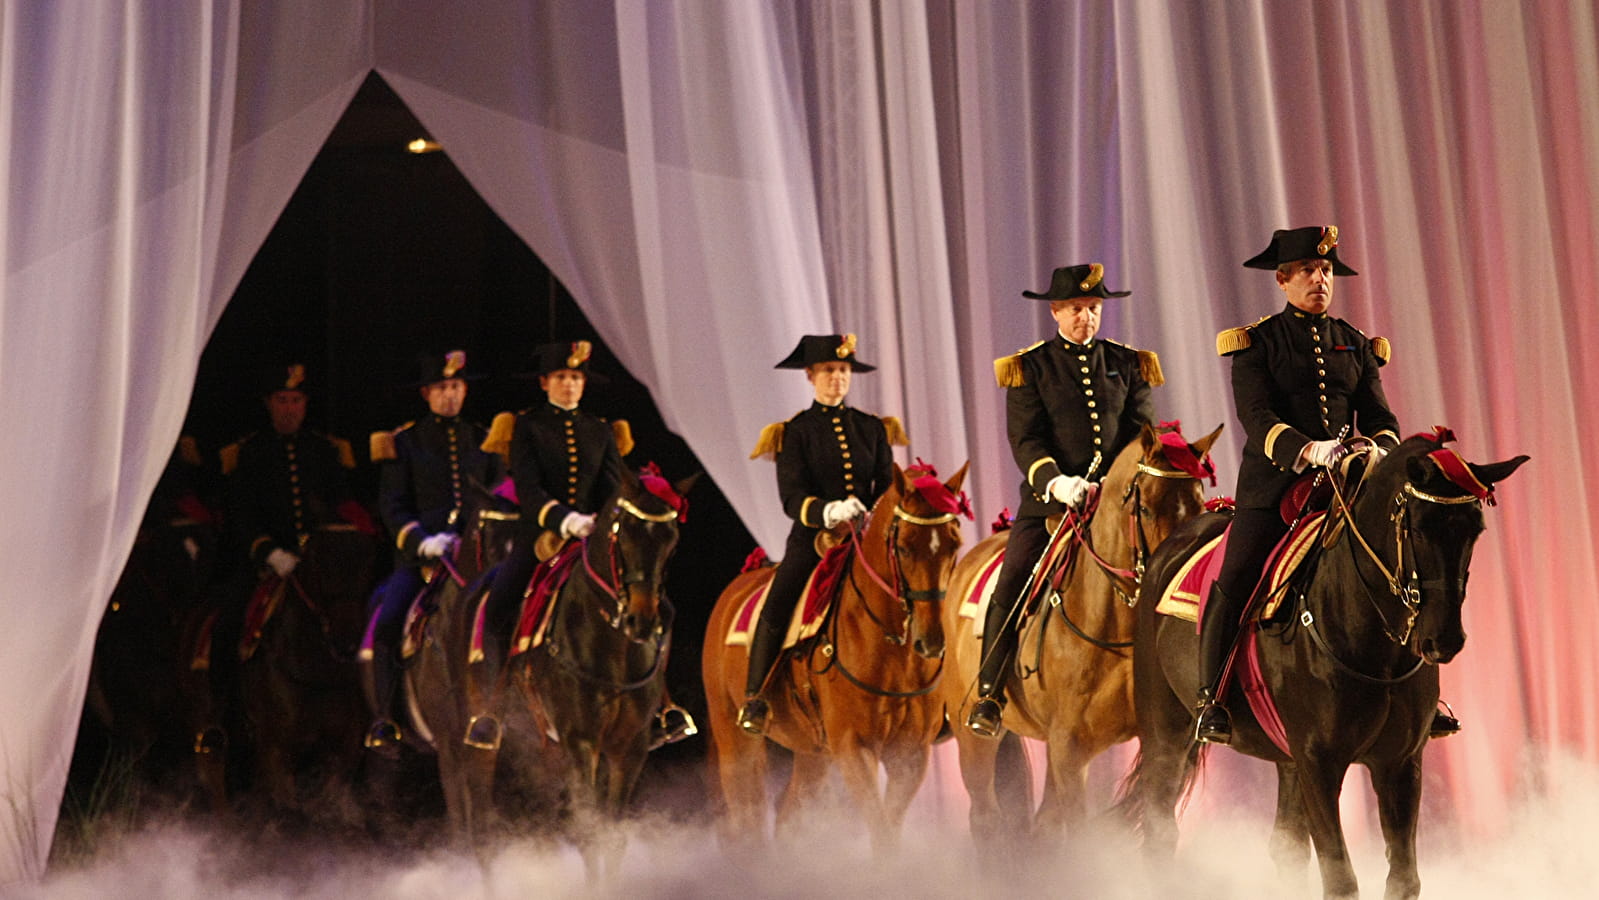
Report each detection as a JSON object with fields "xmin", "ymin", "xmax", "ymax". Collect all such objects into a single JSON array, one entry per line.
[
  {"xmin": 822, "ymin": 496, "xmax": 868, "ymax": 529},
  {"xmin": 1047, "ymin": 475, "xmax": 1091, "ymax": 509},
  {"xmin": 266, "ymin": 548, "xmax": 300, "ymax": 578},
  {"xmin": 560, "ymin": 512, "xmax": 596, "ymax": 539},
  {"xmin": 417, "ymin": 532, "xmax": 456, "ymax": 559},
  {"xmin": 1302, "ymin": 439, "xmax": 1343, "ymax": 469}
]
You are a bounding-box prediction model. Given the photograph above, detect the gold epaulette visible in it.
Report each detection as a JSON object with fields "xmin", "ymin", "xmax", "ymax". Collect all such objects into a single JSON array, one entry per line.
[
  {"xmin": 178, "ymin": 435, "xmax": 201, "ymax": 467},
  {"xmin": 611, "ymin": 419, "xmax": 634, "ymax": 456},
  {"xmin": 482, "ymin": 411, "xmax": 516, "ymax": 459},
  {"xmin": 1137, "ymin": 350, "xmax": 1165, "ymax": 387},
  {"xmin": 1371, "ymin": 336, "xmax": 1391, "ymax": 366},
  {"xmin": 881, "ymin": 416, "xmax": 910, "ymax": 447},
  {"xmin": 1216, "ymin": 326, "xmax": 1252, "ymax": 356},
  {"xmin": 329, "ymin": 436, "xmax": 357, "ymax": 469},
  {"xmin": 994, "ymin": 341, "xmax": 1046, "ymax": 388},
  {"xmin": 749, "ymin": 422, "xmax": 785, "ymax": 460},
  {"xmin": 369, "ymin": 429, "xmax": 398, "ymax": 463},
  {"xmin": 219, "ymin": 440, "xmax": 243, "ymax": 476}
]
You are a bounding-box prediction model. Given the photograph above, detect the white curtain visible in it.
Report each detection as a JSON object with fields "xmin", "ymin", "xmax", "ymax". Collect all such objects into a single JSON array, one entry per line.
[{"xmin": 3, "ymin": 0, "xmax": 1595, "ymax": 882}]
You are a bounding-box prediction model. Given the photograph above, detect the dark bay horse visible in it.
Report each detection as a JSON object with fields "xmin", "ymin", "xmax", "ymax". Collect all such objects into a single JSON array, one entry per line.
[
  {"xmin": 702, "ymin": 462, "xmax": 969, "ymax": 852},
  {"xmin": 1122, "ymin": 433, "xmax": 1527, "ymax": 899},
  {"xmin": 403, "ymin": 481, "xmax": 526, "ymax": 839},
  {"xmin": 941, "ymin": 423, "xmax": 1219, "ymax": 850},
  {"xmin": 421, "ymin": 467, "xmax": 694, "ymax": 871},
  {"xmin": 237, "ymin": 524, "xmax": 379, "ymax": 817}
]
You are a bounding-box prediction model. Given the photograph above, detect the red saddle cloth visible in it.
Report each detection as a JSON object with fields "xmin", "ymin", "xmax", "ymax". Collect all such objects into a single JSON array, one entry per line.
[
  {"xmin": 503, "ymin": 539, "xmax": 584, "ymax": 657},
  {"xmin": 728, "ymin": 542, "xmax": 854, "ymax": 647},
  {"xmin": 238, "ymin": 576, "xmax": 286, "ymax": 662}
]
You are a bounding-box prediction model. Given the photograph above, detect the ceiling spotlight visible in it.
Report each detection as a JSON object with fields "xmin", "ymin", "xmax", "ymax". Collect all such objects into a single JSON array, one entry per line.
[{"xmin": 407, "ymin": 138, "xmax": 442, "ymax": 154}]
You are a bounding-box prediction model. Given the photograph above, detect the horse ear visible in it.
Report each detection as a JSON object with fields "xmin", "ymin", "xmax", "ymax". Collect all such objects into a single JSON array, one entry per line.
[
  {"xmin": 672, "ymin": 471, "xmax": 702, "ymax": 498},
  {"xmin": 891, "ymin": 461, "xmax": 909, "ymax": 497},
  {"xmin": 1140, "ymin": 423, "xmax": 1160, "ymax": 452},
  {"xmin": 1190, "ymin": 423, "xmax": 1225, "ymax": 458},
  {"xmin": 1471, "ymin": 454, "xmax": 1529, "ymax": 487},
  {"xmin": 944, "ymin": 460, "xmax": 971, "ymax": 493}
]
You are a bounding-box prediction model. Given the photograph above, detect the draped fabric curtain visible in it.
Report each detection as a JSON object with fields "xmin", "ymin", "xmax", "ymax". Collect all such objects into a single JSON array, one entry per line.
[{"xmin": 2, "ymin": 0, "xmax": 1595, "ymax": 881}]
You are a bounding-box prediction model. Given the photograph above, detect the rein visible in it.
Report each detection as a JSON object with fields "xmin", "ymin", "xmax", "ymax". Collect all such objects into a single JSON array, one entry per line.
[
  {"xmin": 1297, "ymin": 450, "xmax": 1481, "ymax": 680},
  {"xmin": 815, "ymin": 501, "xmax": 955, "ymax": 698}
]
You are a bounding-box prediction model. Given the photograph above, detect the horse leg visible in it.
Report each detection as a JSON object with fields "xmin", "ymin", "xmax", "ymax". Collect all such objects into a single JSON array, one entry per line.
[
  {"xmin": 774, "ymin": 750, "xmax": 830, "ymax": 840},
  {"xmin": 879, "ymin": 741, "xmax": 931, "ymax": 837},
  {"xmin": 832, "ymin": 742, "xmax": 899, "ymax": 853},
  {"xmin": 710, "ymin": 712, "xmax": 769, "ymax": 849},
  {"xmin": 1269, "ymin": 762, "xmax": 1312, "ymax": 887},
  {"xmin": 1298, "ymin": 756, "xmax": 1359, "ymax": 899},
  {"xmin": 1368, "ymin": 754, "xmax": 1424, "ymax": 900},
  {"xmin": 953, "ymin": 725, "xmax": 1010, "ymax": 855},
  {"xmin": 1034, "ymin": 735, "xmax": 1091, "ymax": 843}
]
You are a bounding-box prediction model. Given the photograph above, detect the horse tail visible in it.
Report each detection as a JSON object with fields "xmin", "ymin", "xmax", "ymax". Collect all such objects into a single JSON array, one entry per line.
[{"xmin": 1109, "ymin": 745, "xmax": 1148, "ymax": 836}]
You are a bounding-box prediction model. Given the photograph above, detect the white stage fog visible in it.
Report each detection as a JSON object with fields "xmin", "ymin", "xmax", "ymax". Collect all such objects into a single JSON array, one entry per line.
[{"xmin": 29, "ymin": 750, "xmax": 1597, "ymax": 899}]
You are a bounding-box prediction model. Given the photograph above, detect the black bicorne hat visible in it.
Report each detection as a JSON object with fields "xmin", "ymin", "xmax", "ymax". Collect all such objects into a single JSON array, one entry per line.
[
  {"xmin": 261, "ymin": 362, "xmax": 310, "ymax": 396},
  {"xmin": 773, "ymin": 334, "xmax": 877, "ymax": 372},
  {"xmin": 1021, "ymin": 263, "xmax": 1131, "ymax": 300},
  {"xmin": 411, "ymin": 349, "xmax": 485, "ymax": 387},
  {"xmin": 519, "ymin": 340, "xmax": 609, "ymax": 384},
  {"xmin": 1243, "ymin": 226, "xmax": 1358, "ymax": 276}
]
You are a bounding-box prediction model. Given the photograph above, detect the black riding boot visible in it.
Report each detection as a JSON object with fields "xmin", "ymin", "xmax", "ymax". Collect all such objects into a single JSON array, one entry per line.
[
  {"xmin": 1196, "ymin": 584, "xmax": 1239, "ymax": 744},
  {"xmin": 967, "ymin": 598, "xmax": 1017, "ymax": 738},
  {"xmin": 362, "ymin": 634, "xmax": 402, "ymax": 754},
  {"xmin": 737, "ymin": 618, "xmax": 785, "ymax": 737}
]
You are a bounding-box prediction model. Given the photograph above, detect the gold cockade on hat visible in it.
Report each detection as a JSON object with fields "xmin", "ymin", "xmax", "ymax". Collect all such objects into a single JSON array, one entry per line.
[
  {"xmin": 1080, "ymin": 263, "xmax": 1105, "ymax": 292},
  {"xmin": 836, "ymin": 333, "xmax": 857, "ymax": 359},
  {"xmin": 566, "ymin": 340, "xmax": 592, "ymax": 369},
  {"xmin": 443, "ymin": 350, "xmax": 466, "ymax": 378}
]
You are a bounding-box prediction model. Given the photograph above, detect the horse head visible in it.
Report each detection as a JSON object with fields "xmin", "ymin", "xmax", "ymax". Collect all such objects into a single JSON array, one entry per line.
[
  {"xmin": 294, "ymin": 524, "xmax": 380, "ymax": 657},
  {"xmin": 861, "ymin": 460, "xmax": 971, "ymax": 660},
  {"xmin": 1355, "ymin": 435, "xmax": 1529, "ymax": 664},
  {"xmin": 457, "ymin": 476, "xmax": 524, "ymax": 576},
  {"xmin": 586, "ymin": 465, "xmax": 699, "ymax": 644},
  {"xmin": 1109, "ymin": 422, "xmax": 1223, "ymax": 578}
]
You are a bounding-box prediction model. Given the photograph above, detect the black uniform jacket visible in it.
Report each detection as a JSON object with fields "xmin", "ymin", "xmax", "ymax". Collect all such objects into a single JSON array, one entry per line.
[
  {"xmin": 1006, "ymin": 336, "xmax": 1155, "ymax": 518},
  {"xmin": 507, "ymin": 403, "xmax": 625, "ymax": 532},
  {"xmin": 223, "ymin": 429, "xmax": 356, "ymax": 564},
  {"xmin": 776, "ymin": 401, "xmax": 896, "ymax": 531},
  {"xmin": 1223, "ymin": 304, "xmax": 1400, "ymax": 509},
  {"xmin": 376, "ymin": 414, "xmax": 504, "ymax": 564}
]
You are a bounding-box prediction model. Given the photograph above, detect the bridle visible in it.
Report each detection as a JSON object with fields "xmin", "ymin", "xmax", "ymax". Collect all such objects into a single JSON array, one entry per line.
[
  {"xmin": 818, "ymin": 498, "xmax": 958, "ymax": 698},
  {"xmin": 580, "ymin": 495, "xmax": 681, "ymax": 640},
  {"xmin": 1296, "ymin": 453, "xmax": 1481, "ymax": 683}
]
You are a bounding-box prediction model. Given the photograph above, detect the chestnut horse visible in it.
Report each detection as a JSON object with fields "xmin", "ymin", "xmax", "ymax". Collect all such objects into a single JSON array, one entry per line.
[
  {"xmin": 702, "ymin": 462, "xmax": 969, "ymax": 851},
  {"xmin": 941, "ymin": 423, "xmax": 1219, "ymax": 850},
  {"xmin": 1122, "ymin": 432, "xmax": 1527, "ymax": 899}
]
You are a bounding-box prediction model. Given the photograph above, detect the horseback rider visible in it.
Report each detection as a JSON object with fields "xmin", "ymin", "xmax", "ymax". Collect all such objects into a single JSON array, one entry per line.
[
  {"xmin": 361, "ymin": 350, "xmax": 503, "ymax": 753},
  {"xmin": 966, "ymin": 264, "xmax": 1161, "ymax": 737},
  {"xmin": 468, "ymin": 340, "xmax": 696, "ymax": 751},
  {"xmin": 736, "ymin": 334, "xmax": 905, "ymax": 737},
  {"xmin": 200, "ymin": 363, "xmax": 376, "ymax": 752},
  {"xmin": 1195, "ymin": 226, "xmax": 1458, "ymax": 744}
]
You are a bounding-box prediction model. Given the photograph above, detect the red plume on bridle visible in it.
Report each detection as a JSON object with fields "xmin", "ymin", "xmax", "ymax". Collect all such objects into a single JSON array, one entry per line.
[
  {"xmin": 638, "ymin": 462, "xmax": 688, "ymax": 520},
  {"xmin": 907, "ymin": 458, "xmax": 973, "ymax": 520},
  {"xmin": 1411, "ymin": 427, "xmax": 1496, "ymax": 505},
  {"xmin": 1156, "ymin": 420, "xmax": 1217, "ymax": 485}
]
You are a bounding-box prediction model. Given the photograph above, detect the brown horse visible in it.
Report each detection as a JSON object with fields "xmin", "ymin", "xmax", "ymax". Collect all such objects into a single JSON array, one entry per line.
[
  {"xmin": 236, "ymin": 524, "xmax": 379, "ymax": 817},
  {"xmin": 416, "ymin": 467, "xmax": 694, "ymax": 874},
  {"xmin": 702, "ymin": 461, "xmax": 969, "ymax": 851},
  {"xmin": 940, "ymin": 423, "xmax": 1219, "ymax": 850}
]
